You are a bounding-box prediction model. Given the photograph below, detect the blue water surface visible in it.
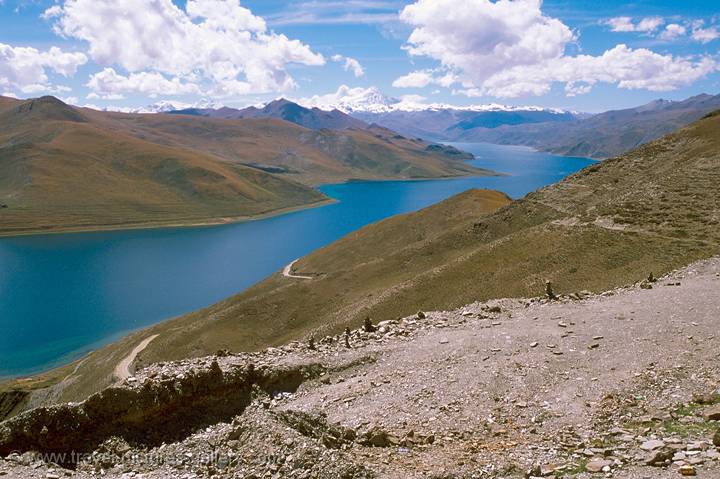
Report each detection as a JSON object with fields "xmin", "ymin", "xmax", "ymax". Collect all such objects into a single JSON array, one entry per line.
[{"xmin": 0, "ymin": 143, "xmax": 595, "ymax": 377}]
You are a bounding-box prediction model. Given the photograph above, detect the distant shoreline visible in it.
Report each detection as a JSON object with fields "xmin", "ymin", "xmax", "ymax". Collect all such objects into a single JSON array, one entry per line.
[
  {"xmin": 0, "ymin": 198, "xmax": 338, "ymax": 239},
  {"xmin": 0, "ymin": 167, "xmax": 500, "ymax": 239}
]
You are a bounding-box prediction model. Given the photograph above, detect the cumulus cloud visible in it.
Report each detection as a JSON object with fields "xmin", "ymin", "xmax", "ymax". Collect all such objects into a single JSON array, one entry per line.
[
  {"xmin": 691, "ymin": 22, "xmax": 720, "ymax": 44},
  {"xmin": 397, "ymin": 0, "xmax": 716, "ymax": 98},
  {"xmin": 607, "ymin": 16, "xmax": 719, "ymax": 44},
  {"xmin": 401, "ymin": 0, "xmax": 573, "ymax": 85},
  {"xmin": 392, "ymin": 69, "xmax": 458, "ymax": 89},
  {"xmin": 86, "ymin": 68, "xmax": 201, "ymax": 97},
  {"xmin": 0, "ymin": 43, "xmax": 87, "ymax": 93},
  {"xmin": 331, "ymin": 54, "xmax": 365, "ymax": 77},
  {"xmin": 606, "ymin": 16, "xmax": 664, "ymax": 33},
  {"xmin": 392, "ymin": 70, "xmax": 434, "ymax": 88},
  {"xmin": 44, "ymin": 0, "xmax": 325, "ymax": 97},
  {"xmin": 659, "ymin": 23, "xmax": 687, "ymax": 41},
  {"xmin": 478, "ymin": 44, "xmax": 718, "ymax": 98}
]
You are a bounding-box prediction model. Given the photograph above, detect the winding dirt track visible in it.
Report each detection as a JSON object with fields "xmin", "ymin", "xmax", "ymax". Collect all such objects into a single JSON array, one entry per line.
[
  {"xmin": 282, "ymin": 259, "xmax": 313, "ymax": 280},
  {"xmin": 113, "ymin": 334, "xmax": 160, "ymax": 381}
]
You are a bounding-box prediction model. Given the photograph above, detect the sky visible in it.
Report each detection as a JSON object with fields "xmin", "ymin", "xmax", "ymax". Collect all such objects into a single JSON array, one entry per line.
[{"xmin": 0, "ymin": 0, "xmax": 718, "ymax": 112}]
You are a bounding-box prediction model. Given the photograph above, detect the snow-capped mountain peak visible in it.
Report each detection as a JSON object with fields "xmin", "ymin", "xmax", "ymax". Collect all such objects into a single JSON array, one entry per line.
[{"xmin": 297, "ymin": 86, "xmax": 570, "ymax": 115}]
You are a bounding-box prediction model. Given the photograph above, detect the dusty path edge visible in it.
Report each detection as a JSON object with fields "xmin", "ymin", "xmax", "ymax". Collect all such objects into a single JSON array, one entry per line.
[
  {"xmin": 113, "ymin": 334, "xmax": 160, "ymax": 381},
  {"xmin": 282, "ymin": 259, "xmax": 313, "ymax": 280}
]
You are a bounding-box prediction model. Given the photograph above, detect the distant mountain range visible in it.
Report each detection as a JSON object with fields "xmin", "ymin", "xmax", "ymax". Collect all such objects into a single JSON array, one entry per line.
[
  {"xmin": 169, "ymin": 99, "xmax": 367, "ymax": 131},
  {"xmin": 0, "ymin": 95, "xmax": 487, "ymax": 236},
  {"xmin": 170, "ymin": 90, "xmax": 720, "ymax": 160},
  {"xmin": 168, "ymin": 94, "xmax": 580, "ymax": 142},
  {"xmin": 297, "ymin": 89, "xmax": 719, "ymax": 159},
  {"xmin": 451, "ymin": 93, "xmax": 720, "ymax": 158}
]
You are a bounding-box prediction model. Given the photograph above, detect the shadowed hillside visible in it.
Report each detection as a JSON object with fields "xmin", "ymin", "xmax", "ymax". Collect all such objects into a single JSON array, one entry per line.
[{"xmin": 456, "ymin": 93, "xmax": 720, "ymax": 158}]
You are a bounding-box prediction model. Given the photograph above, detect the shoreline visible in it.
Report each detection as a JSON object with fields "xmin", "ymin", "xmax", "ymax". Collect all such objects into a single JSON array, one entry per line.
[
  {"xmin": 0, "ymin": 198, "xmax": 337, "ymax": 239},
  {"xmin": 0, "ymin": 166, "xmax": 501, "ymax": 239}
]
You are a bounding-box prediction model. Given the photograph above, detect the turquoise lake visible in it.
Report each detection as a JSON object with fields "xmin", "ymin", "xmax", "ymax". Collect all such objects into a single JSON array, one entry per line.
[{"xmin": 0, "ymin": 143, "xmax": 595, "ymax": 377}]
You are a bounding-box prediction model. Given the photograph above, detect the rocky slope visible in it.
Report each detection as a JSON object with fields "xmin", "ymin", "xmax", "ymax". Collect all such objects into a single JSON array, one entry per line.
[
  {"xmin": 107, "ymin": 108, "xmax": 720, "ymax": 377},
  {"xmin": 1, "ymin": 257, "xmax": 719, "ymax": 478},
  {"xmin": 5, "ymin": 110, "xmax": 717, "ymax": 412}
]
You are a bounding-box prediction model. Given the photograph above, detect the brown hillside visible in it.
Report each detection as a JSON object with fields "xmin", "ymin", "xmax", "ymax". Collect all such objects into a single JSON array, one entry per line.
[
  {"xmin": 0, "ymin": 96, "xmax": 487, "ymax": 235},
  {"xmin": 123, "ymin": 109, "xmax": 720, "ymax": 373}
]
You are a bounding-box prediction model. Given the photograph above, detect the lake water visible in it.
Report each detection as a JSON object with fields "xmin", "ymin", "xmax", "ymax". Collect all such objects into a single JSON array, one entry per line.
[{"xmin": 0, "ymin": 143, "xmax": 595, "ymax": 377}]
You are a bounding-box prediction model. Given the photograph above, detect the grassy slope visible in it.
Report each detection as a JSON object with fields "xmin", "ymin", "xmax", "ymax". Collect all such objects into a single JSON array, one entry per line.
[
  {"xmin": 0, "ymin": 96, "xmax": 487, "ymax": 235},
  {"xmin": 84, "ymin": 110, "xmax": 484, "ymax": 185},
  {"xmin": 0, "ymin": 97, "xmax": 327, "ymax": 235},
  {"xmin": 19, "ymin": 110, "xmax": 720, "ymax": 406},
  {"xmin": 145, "ymin": 112, "xmax": 720, "ymax": 360},
  {"xmin": 4, "ymin": 110, "xmax": 719, "ymax": 413}
]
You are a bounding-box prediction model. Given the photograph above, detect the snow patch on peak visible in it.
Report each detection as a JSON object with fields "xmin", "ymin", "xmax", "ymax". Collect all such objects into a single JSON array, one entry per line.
[
  {"xmin": 297, "ymin": 85, "xmax": 571, "ymax": 114},
  {"xmin": 83, "ymin": 99, "xmax": 223, "ymax": 114}
]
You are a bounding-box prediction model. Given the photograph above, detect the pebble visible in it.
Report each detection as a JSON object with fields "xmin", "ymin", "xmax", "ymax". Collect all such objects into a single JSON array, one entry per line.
[{"xmin": 679, "ymin": 464, "xmax": 697, "ymax": 476}]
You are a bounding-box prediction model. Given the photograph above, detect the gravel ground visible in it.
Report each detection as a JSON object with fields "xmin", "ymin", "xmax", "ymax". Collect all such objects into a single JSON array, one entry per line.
[{"xmin": 1, "ymin": 257, "xmax": 719, "ymax": 478}]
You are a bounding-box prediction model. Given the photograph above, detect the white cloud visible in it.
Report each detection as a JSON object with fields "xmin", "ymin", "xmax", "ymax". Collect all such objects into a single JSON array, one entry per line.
[
  {"xmin": 0, "ymin": 43, "xmax": 87, "ymax": 93},
  {"xmin": 59, "ymin": 96, "xmax": 79, "ymax": 105},
  {"xmin": 606, "ymin": 16, "xmax": 719, "ymax": 44},
  {"xmin": 87, "ymin": 68, "xmax": 201, "ymax": 97},
  {"xmin": 401, "ymin": 0, "xmax": 574, "ymax": 87},
  {"xmin": 691, "ymin": 22, "xmax": 720, "ymax": 44},
  {"xmin": 478, "ymin": 44, "xmax": 718, "ymax": 98},
  {"xmin": 659, "ymin": 23, "xmax": 687, "ymax": 41},
  {"xmin": 87, "ymin": 92, "xmax": 125, "ymax": 100},
  {"xmin": 606, "ymin": 17, "xmax": 635, "ymax": 33},
  {"xmin": 330, "ymin": 54, "xmax": 365, "ymax": 77},
  {"xmin": 392, "ymin": 70, "xmax": 433, "ymax": 88},
  {"xmin": 392, "ymin": 69, "xmax": 458, "ymax": 88},
  {"xmin": 45, "ymin": 0, "xmax": 325, "ymax": 97},
  {"xmin": 398, "ymin": 0, "xmax": 716, "ymax": 98},
  {"xmin": 606, "ymin": 16, "xmax": 664, "ymax": 33},
  {"xmin": 636, "ymin": 16, "xmax": 664, "ymax": 32}
]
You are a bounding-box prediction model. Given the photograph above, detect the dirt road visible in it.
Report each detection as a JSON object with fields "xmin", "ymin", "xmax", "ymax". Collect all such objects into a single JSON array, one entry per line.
[
  {"xmin": 113, "ymin": 334, "xmax": 159, "ymax": 381},
  {"xmin": 282, "ymin": 259, "xmax": 313, "ymax": 280}
]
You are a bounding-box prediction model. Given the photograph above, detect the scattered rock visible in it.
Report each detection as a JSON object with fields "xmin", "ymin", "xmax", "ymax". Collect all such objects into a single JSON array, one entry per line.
[
  {"xmin": 641, "ymin": 439, "xmax": 666, "ymax": 451},
  {"xmin": 585, "ymin": 459, "xmax": 612, "ymax": 473},
  {"xmin": 545, "ymin": 281, "xmax": 557, "ymax": 300},
  {"xmin": 692, "ymin": 392, "xmax": 720, "ymax": 405},
  {"xmin": 645, "ymin": 449, "xmax": 674, "ymax": 466},
  {"xmin": 679, "ymin": 464, "xmax": 697, "ymax": 476},
  {"xmin": 713, "ymin": 430, "xmax": 720, "ymax": 447},
  {"xmin": 363, "ymin": 317, "xmax": 376, "ymax": 333},
  {"xmin": 417, "ymin": 311, "xmax": 426, "ymax": 319},
  {"xmin": 359, "ymin": 426, "xmax": 397, "ymax": 448},
  {"xmin": 702, "ymin": 405, "xmax": 720, "ymax": 421}
]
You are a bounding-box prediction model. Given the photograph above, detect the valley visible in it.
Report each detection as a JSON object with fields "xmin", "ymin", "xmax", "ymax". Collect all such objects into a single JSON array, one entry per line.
[
  {"xmin": 0, "ymin": 96, "xmax": 486, "ymax": 237},
  {"xmin": 2, "ymin": 111, "xmax": 717, "ymax": 422},
  {"xmin": 2, "ymin": 2, "xmax": 720, "ymax": 477}
]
